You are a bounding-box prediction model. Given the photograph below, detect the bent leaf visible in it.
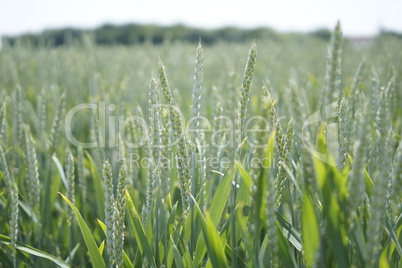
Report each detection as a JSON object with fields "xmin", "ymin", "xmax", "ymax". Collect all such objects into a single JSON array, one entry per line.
[{"xmin": 60, "ymin": 193, "xmax": 106, "ymax": 268}]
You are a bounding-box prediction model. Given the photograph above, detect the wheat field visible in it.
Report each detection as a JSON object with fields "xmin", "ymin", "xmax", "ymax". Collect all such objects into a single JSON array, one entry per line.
[{"xmin": 0, "ymin": 23, "xmax": 401, "ymax": 267}]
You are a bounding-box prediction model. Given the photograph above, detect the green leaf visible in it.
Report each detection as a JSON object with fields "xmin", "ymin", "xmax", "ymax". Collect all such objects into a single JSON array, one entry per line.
[
  {"xmin": 18, "ymin": 199, "xmax": 39, "ymax": 224},
  {"xmin": 258, "ymin": 234, "xmax": 269, "ymax": 267},
  {"xmin": 208, "ymin": 169, "xmax": 232, "ymax": 226},
  {"xmin": 384, "ymin": 217, "xmax": 402, "ymax": 257},
  {"xmin": 193, "ymin": 169, "xmax": 231, "ymax": 266},
  {"xmin": 234, "ymin": 161, "xmax": 252, "ymax": 211},
  {"xmin": 302, "ymin": 191, "xmax": 320, "ymax": 268},
  {"xmin": 0, "ymin": 245, "xmax": 13, "ymax": 267},
  {"xmin": 85, "ymin": 151, "xmax": 105, "ymax": 212},
  {"xmin": 171, "ymin": 237, "xmax": 184, "ymax": 268},
  {"xmin": 364, "ymin": 169, "xmax": 373, "ymax": 197},
  {"xmin": 236, "ymin": 161, "xmax": 252, "ymax": 193},
  {"xmin": 52, "ymin": 154, "xmax": 67, "ymax": 188},
  {"xmin": 236, "ymin": 203, "xmax": 255, "ymax": 267},
  {"xmin": 65, "ymin": 243, "xmax": 81, "ymax": 263},
  {"xmin": 224, "ymin": 243, "xmax": 248, "ymax": 267},
  {"xmin": 276, "ymin": 211, "xmax": 302, "ymax": 251},
  {"xmin": 379, "ymin": 246, "xmax": 391, "ymax": 268},
  {"xmin": 313, "ymin": 152, "xmax": 327, "ymax": 190},
  {"xmin": 99, "ymin": 240, "xmax": 105, "ymax": 256},
  {"xmin": 59, "ymin": 193, "xmax": 106, "ymax": 268},
  {"xmin": 97, "ymin": 218, "xmax": 107, "ymax": 233},
  {"xmin": 315, "ymin": 162, "xmax": 350, "ymax": 267},
  {"xmin": 182, "ymin": 246, "xmax": 194, "ymax": 268},
  {"xmin": 126, "ymin": 190, "xmax": 156, "ymax": 267},
  {"xmin": 123, "ymin": 251, "xmax": 134, "ymax": 268},
  {"xmin": 0, "ymin": 234, "xmax": 70, "ymax": 268},
  {"xmin": 191, "ymin": 195, "xmax": 228, "ymax": 267},
  {"xmin": 349, "ymin": 219, "xmax": 366, "ymax": 264},
  {"xmin": 97, "ymin": 219, "xmax": 134, "ymax": 268},
  {"xmin": 276, "ymin": 221, "xmax": 297, "ymax": 268}
]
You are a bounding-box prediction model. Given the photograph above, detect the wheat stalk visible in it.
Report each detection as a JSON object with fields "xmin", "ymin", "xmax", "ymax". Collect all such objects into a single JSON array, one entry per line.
[
  {"xmin": 337, "ymin": 95, "xmax": 349, "ymax": 170},
  {"xmin": 322, "ymin": 21, "xmax": 342, "ymax": 108},
  {"xmin": 103, "ymin": 159, "xmax": 116, "ymax": 265},
  {"xmin": 0, "ymin": 102, "xmax": 6, "ymax": 145},
  {"xmin": 142, "ymin": 78, "xmax": 160, "ymax": 224},
  {"xmin": 115, "ymin": 142, "xmax": 127, "ymax": 267},
  {"xmin": 65, "ymin": 148, "xmax": 75, "ymax": 226},
  {"xmin": 366, "ymin": 84, "xmax": 392, "ymax": 267},
  {"xmin": 23, "ymin": 125, "xmax": 40, "ymax": 216},
  {"xmin": 158, "ymin": 60, "xmax": 191, "ymax": 217},
  {"xmin": 237, "ymin": 41, "xmax": 257, "ymax": 145},
  {"xmin": 48, "ymin": 92, "xmax": 66, "ymax": 154}
]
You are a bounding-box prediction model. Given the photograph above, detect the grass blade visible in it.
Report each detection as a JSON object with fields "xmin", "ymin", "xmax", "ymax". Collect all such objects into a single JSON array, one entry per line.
[
  {"xmin": 302, "ymin": 190, "xmax": 320, "ymax": 267},
  {"xmin": 0, "ymin": 234, "xmax": 69, "ymax": 268},
  {"xmin": 193, "ymin": 169, "xmax": 231, "ymax": 265},
  {"xmin": 191, "ymin": 195, "xmax": 228, "ymax": 267},
  {"xmin": 59, "ymin": 193, "xmax": 106, "ymax": 268},
  {"xmin": 126, "ymin": 190, "xmax": 156, "ymax": 267}
]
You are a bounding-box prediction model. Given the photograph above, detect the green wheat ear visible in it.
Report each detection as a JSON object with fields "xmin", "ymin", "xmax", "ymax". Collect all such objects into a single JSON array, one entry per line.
[
  {"xmin": 0, "ymin": 102, "xmax": 6, "ymax": 144},
  {"xmin": 275, "ymin": 118, "xmax": 294, "ymax": 206},
  {"xmin": 23, "ymin": 124, "xmax": 40, "ymax": 215},
  {"xmin": 190, "ymin": 41, "xmax": 207, "ymax": 207},
  {"xmin": 191, "ymin": 40, "xmax": 203, "ymax": 130},
  {"xmin": 115, "ymin": 139, "xmax": 127, "ymax": 268},
  {"xmin": 337, "ymin": 95, "xmax": 349, "ymax": 171},
  {"xmin": 347, "ymin": 112, "xmax": 369, "ymax": 229},
  {"xmin": 65, "ymin": 147, "xmax": 75, "ymax": 226},
  {"xmin": 14, "ymin": 85, "xmax": 24, "ymax": 149},
  {"xmin": 36, "ymin": 89, "xmax": 47, "ymax": 138},
  {"xmin": 159, "ymin": 99, "xmax": 171, "ymax": 210},
  {"xmin": 322, "ymin": 21, "xmax": 342, "ymax": 108},
  {"xmin": 48, "ymin": 92, "xmax": 66, "ymax": 154},
  {"xmin": 103, "ymin": 158, "xmax": 116, "ymax": 265},
  {"xmin": 158, "ymin": 60, "xmax": 191, "ymax": 217},
  {"xmin": 142, "ymin": 78, "xmax": 160, "ymax": 224},
  {"xmin": 366, "ymin": 81, "xmax": 392, "ymax": 267},
  {"xmin": 237, "ymin": 41, "xmax": 257, "ymax": 145}
]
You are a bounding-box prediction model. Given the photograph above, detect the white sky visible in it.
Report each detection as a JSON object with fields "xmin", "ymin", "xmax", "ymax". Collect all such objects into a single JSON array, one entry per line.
[{"xmin": 1, "ymin": 0, "xmax": 401, "ymax": 37}]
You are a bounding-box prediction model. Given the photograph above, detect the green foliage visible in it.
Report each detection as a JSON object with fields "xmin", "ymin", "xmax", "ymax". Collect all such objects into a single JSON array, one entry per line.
[{"xmin": 60, "ymin": 193, "xmax": 106, "ymax": 268}]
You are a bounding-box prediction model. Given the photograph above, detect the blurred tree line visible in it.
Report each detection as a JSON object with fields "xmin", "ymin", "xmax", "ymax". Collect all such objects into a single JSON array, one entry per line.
[
  {"xmin": 3, "ymin": 23, "xmax": 401, "ymax": 48},
  {"xmin": 3, "ymin": 23, "xmax": 335, "ymax": 47}
]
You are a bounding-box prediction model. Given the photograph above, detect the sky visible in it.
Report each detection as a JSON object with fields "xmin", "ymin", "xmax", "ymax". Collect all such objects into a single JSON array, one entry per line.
[{"xmin": 1, "ymin": 0, "xmax": 401, "ymax": 37}]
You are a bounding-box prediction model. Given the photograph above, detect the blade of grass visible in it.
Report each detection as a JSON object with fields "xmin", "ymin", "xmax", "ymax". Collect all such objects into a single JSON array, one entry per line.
[
  {"xmin": 99, "ymin": 241, "xmax": 105, "ymax": 255},
  {"xmin": 52, "ymin": 154, "xmax": 67, "ymax": 189},
  {"xmin": 0, "ymin": 245, "xmax": 13, "ymax": 267},
  {"xmin": 59, "ymin": 193, "xmax": 106, "ymax": 268},
  {"xmin": 171, "ymin": 237, "xmax": 185, "ymax": 268},
  {"xmin": 276, "ymin": 211, "xmax": 302, "ymax": 251},
  {"xmin": 84, "ymin": 151, "xmax": 105, "ymax": 213},
  {"xmin": 302, "ymin": 190, "xmax": 319, "ymax": 268},
  {"xmin": 126, "ymin": 189, "xmax": 156, "ymax": 267},
  {"xmin": 191, "ymin": 195, "xmax": 229, "ymax": 267},
  {"xmin": 0, "ymin": 234, "xmax": 70, "ymax": 268},
  {"xmin": 384, "ymin": 217, "xmax": 402, "ymax": 257},
  {"xmin": 64, "ymin": 243, "xmax": 80, "ymax": 264},
  {"xmin": 96, "ymin": 219, "xmax": 134, "ymax": 268},
  {"xmin": 193, "ymin": 169, "xmax": 231, "ymax": 266}
]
